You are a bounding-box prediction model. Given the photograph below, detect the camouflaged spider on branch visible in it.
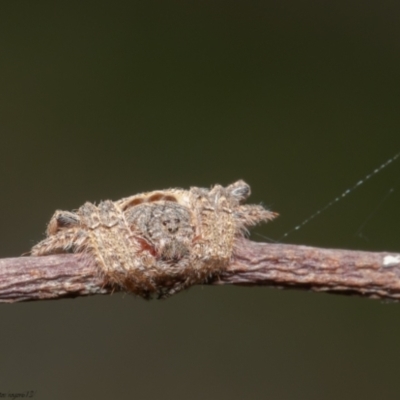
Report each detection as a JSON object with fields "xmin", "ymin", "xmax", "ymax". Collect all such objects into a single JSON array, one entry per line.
[{"xmin": 30, "ymin": 181, "xmax": 277, "ymax": 298}]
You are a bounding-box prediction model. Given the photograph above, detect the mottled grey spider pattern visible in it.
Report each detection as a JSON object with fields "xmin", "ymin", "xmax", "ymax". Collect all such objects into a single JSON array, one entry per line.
[{"xmin": 31, "ymin": 180, "xmax": 277, "ymax": 298}]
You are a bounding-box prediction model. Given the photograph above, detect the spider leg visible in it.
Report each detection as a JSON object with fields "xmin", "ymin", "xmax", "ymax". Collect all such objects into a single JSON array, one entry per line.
[{"xmin": 30, "ymin": 209, "xmax": 84, "ymax": 256}]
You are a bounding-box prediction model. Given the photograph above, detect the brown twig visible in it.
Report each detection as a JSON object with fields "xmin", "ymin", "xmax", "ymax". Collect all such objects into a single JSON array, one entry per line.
[
  {"xmin": 1, "ymin": 239, "xmax": 400, "ymax": 302},
  {"xmin": 0, "ymin": 254, "xmax": 109, "ymax": 302},
  {"xmin": 219, "ymin": 239, "xmax": 400, "ymax": 299}
]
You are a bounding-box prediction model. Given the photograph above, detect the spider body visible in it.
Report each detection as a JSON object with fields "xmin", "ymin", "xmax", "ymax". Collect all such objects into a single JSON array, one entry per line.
[{"xmin": 31, "ymin": 181, "xmax": 277, "ymax": 298}]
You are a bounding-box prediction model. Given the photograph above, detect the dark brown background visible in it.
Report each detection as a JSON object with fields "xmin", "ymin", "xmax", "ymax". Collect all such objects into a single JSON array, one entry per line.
[{"xmin": 1, "ymin": 1, "xmax": 400, "ymax": 399}]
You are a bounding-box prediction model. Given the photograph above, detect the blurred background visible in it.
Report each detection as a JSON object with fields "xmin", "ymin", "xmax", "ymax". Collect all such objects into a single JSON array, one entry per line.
[{"xmin": 1, "ymin": 1, "xmax": 400, "ymax": 399}]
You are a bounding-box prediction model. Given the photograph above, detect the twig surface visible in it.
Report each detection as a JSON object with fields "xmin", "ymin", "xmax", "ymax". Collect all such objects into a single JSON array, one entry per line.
[{"xmin": 1, "ymin": 239, "xmax": 400, "ymax": 302}]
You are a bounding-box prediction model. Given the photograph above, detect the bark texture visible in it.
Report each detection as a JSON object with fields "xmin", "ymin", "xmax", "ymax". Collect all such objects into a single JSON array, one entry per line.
[{"xmin": 1, "ymin": 239, "xmax": 400, "ymax": 302}]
